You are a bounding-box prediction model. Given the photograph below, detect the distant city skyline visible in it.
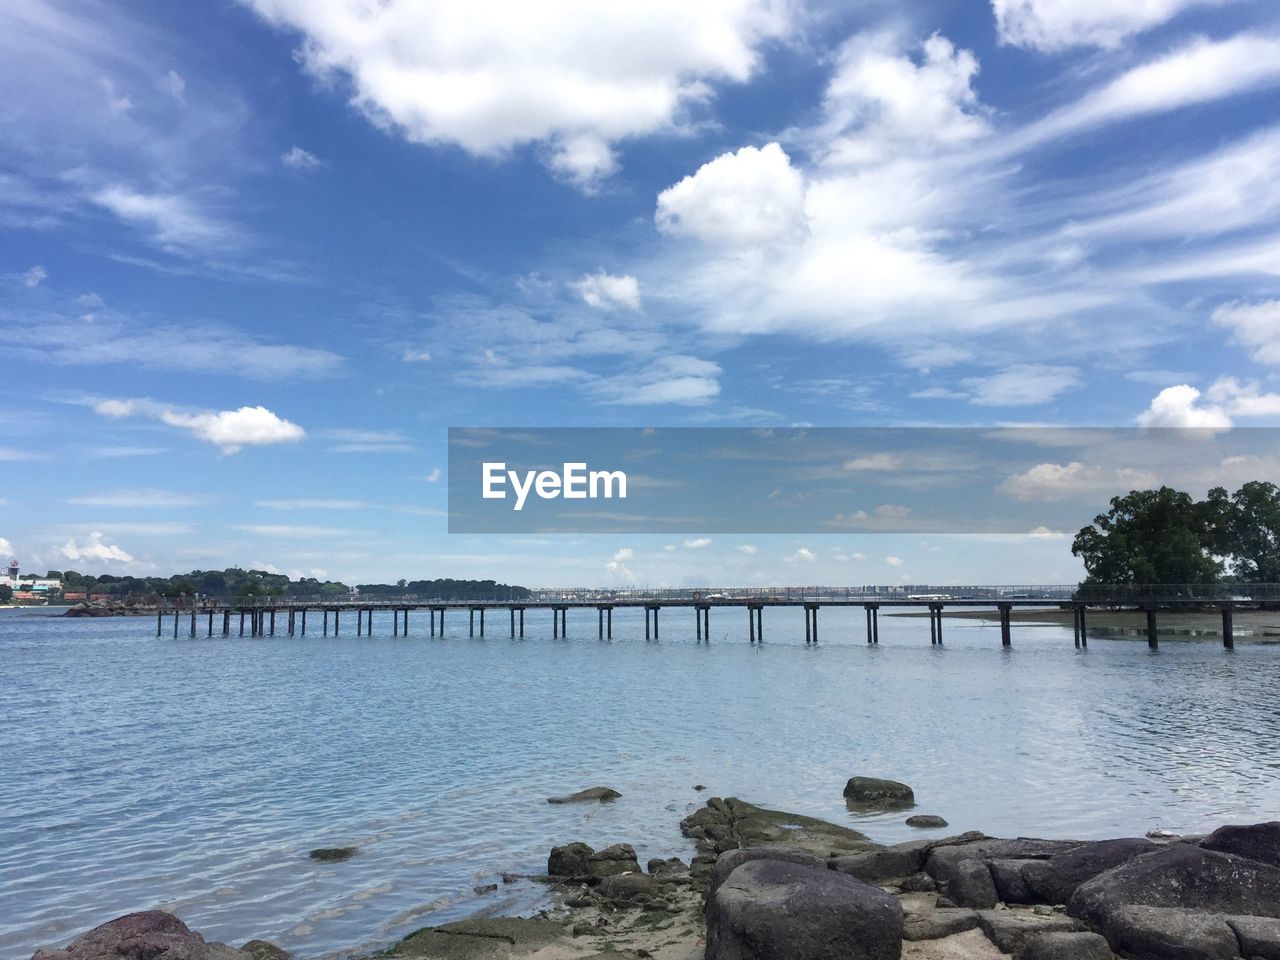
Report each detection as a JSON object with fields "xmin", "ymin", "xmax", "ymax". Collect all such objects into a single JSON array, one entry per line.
[{"xmin": 3, "ymin": 0, "xmax": 1280, "ymax": 586}]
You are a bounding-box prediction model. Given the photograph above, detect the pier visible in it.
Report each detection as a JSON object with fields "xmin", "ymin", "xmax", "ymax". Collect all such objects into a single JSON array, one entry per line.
[{"xmin": 154, "ymin": 584, "xmax": 1277, "ymax": 649}]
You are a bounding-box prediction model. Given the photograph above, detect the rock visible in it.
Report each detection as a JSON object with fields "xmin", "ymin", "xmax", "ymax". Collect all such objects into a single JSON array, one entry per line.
[
  {"xmin": 1022, "ymin": 838, "xmax": 1157, "ymax": 905},
  {"xmin": 472, "ymin": 883, "xmax": 497, "ymax": 895},
  {"xmin": 843, "ymin": 776, "xmax": 915, "ymax": 809},
  {"xmin": 925, "ymin": 838, "xmax": 1079, "ymax": 903},
  {"xmin": 1069, "ymin": 843, "xmax": 1280, "ymax": 929},
  {"xmin": 707, "ymin": 859, "xmax": 903, "ymax": 960},
  {"xmin": 1225, "ymin": 915, "xmax": 1280, "ymax": 959},
  {"xmin": 907, "ymin": 816, "xmax": 949, "ymax": 829},
  {"xmin": 1017, "ymin": 931, "xmax": 1115, "ymax": 960},
  {"xmin": 1032, "ymin": 905, "xmax": 1053, "ymax": 917},
  {"xmin": 548, "ymin": 841, "xmax": 594, "ymax": 877},
  {"xmin": 681, "ymin": 797, "xmax": 872, "ymax": 865},
  {"xmin": 1201, "ymin": 821, "xmax": 1280, "ymax": 868},
  {"xmin": 695, "ymin": 784, "xmax": 706, "ymax": 791},
  {"xmin": 547, "ymin": 786, "xmax": 621, "ymax": 805},
  {"xmin": 384, "ymin": 917, "xmax": 566, "ymax": 959},
  {"xmin": 596, "ymin": 873, "xmax": 661, "ymax": 907},
  {"xmin": 902, "ymin": 909, "xmax": 980, "ymax": 941},
  {"xmin": 988, "ymin": 859, "xmax": 1042, "ymax": 904},
  {"xmin": 308, "ymin": 846, "xmax": 356, "ymax": 863},
  {"xmin": 500, "ymin": 872, "xmax": 521, "ymax": 885},
  {"xmin": 31, "ymin": 911, "xmax": 246, "ymax": 960},
  {"xmin": 709, "ymin": 847, "xmax": 825, "ymax": 895},
  {"xmin": 647, "ymin": 856, "xmax": 688, "ymax": 876},
  {"xmin": 241, "ymin": 942, "xmax": 290, "ymax": 960},
  {"xmin": 1147, "ymin": 828, "xmax": 1183, "ymax": 840},
  {"xmin": 1102, "ymin": 905, "xmax": 1239, "ymax": 960},
  {"xmin": 949, "ymin": 860, "xmax": 998, "ymax": 909},
  {"xmin": 977, "ymin": 909, "xmax": 1085, "ymax": 955},
  {"xmin": 586, "ymin": 843, "xmax": 641, "ymax": 878},
  {"xmin": 900, "ymin": 873, "xmax": 938, "ymax": 893},
  {"xmin": 830, "ymin": 841, "xmax": 933, "ymax": 884}
]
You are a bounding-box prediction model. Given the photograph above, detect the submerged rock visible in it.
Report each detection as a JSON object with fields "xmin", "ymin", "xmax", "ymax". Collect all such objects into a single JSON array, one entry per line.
[
  {"xmin": 906, "ymin": 815, "xmax": 949, "ymax": 829},
  {"xmin": 843, "ymin": 776, "xmax": 915, "ymax": 809},
  {"xmin": 241, "ymin": 942, "xmax": 290, "ymax": 960},
  {"xmin": 383, "ymin": 917, "xmax": 566, "ymax": 958},
  {"xmin": 546, "ymin": 786, "xmax": 621, "ymax": 805},
  {"xmin": 308, "ymin": 846, "xmax": 356, "ymax": 863},
  {"xmin": 31, "ymin": 911, "xmax": 245, "ymax": 960},
  {"xmin": 708, "ymin": 859, "xmax": 902, "ymax": 960}
]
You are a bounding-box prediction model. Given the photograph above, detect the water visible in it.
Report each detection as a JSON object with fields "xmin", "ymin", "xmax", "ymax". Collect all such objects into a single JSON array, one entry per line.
[{"xmin": 3, "ymin": 605, "xmax": 1279, "ymax": 959}]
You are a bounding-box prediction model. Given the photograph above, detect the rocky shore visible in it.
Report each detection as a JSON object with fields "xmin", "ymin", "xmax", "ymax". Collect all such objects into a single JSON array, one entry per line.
[
  {"xmin": 30, "ymin": 778, "xmax": 1280, "ymax": 960},
  {"xmin": 62, "ymin": 601, "xmax": 157, "ymax": 617}
]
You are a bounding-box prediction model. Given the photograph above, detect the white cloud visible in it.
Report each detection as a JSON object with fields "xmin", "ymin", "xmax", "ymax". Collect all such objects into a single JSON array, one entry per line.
[
  {"xmin": 68, "ymin": 489, "xmax": 205, "ymax": 508},
  {"xmin": 992, "ymin": 0, "xmax": 1223, "ymax": 51},
  {"xmin": 94, "ymin": 398, "xmax": 306, "ymax": 454},
  {"xmin": 595, "ymin": 355, "xmax": 721, "ymax": 406},
  {"xmin": 1028, "ymin": 526, "xmax": 1068, "ymax": 539},
  {"xmin": 319, "ymin": 428, "xmax": 416, "ymax": 453},
  {"xmin": 160, "ymin": 69, "xmax": 186, "ymax": 101},
  {"xmin": 281, "ymin": 145, "xmax": 322, "ymax": 169},
  {"xmin": 656, "ymin": 142, "xmax": 806, "ymax": 246},
  {"xmin": 885, "ymin": 556, "xmax": 904, "ymax": 566},
  {"xmin": 735, "ymin": 544, "xmax": 758, "ymax": 554},
  {"xmin": 89, "ymin": 185, "xmax": 237, "ymax": 253},
  {"xmin": 255, "ymin": 498, "xmax": 367, "ymax": 510},
  {"xmin": 684, "ymin": 537, "xmax": 712, "ymax": 549},
  {"xmin": 60, "ymin": 531, "xmax": 133, "ymax": 563},
  {"xmin": 234, "ymin": 524, "xmax": 356, "ymax": 538},
  {"xmin": 402, "ymin": 348, "xmax": 432, "ymax": 362},
  {"xmin": 843, "ymin": 452, "xmax": 901, "ymax": 471},
  {"xmin": 1212, "ymin": 300, "xmax": 1280, "ymax": 366},
  {"xmin": 575, "ymin": 271, "xmax": 641, "ymax": 311},
  {"xmin": 785, "ymin": 547, "xmax": 815, "ymax": 562},
  {"xmin": 0, "ymin": 537, "xmax": 13, "ymax": 556},
  {"xmin": 964, "ymin": 365, "xmax": 1081, "ymax": 406},
  {"xmin": 0, "ymin": 447, "xmax": 48, "ymax": 462},
  {"xmin": 425, "ymin": 468, "xmax": 442, "ymax": 483},
  {"xmin": 606, "ymin": 546, "xmax": 635, "ymax": 580},
  {"xmin": 240, "ymin": 0, "xmax": 792, "ymax": 189},
  {"xmin": 22, "ymin": 265, "xmax": 46, "ymax": 287},
  {"xmin": 999, "ymin": 462, "xmax": 1160, "ymax": 501},
  {"xmin": 1129, "ymin": 380, "xmax": 1280, "ymax": 429},
  {"xmin": 819, "ymin": 32, "xmax": 989, "ymax": 166}
]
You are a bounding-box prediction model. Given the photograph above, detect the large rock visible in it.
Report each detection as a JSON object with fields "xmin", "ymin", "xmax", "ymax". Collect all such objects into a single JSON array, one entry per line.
[
  {"xmin": 950, "ymin": 860, "xmax": 999, "ymax": 909},
  {"xmin": 706, "ymin": 859, "xmax": 903, "ymax": 960},
  {"xmin": 924, "ymin": 838, "xmax": 1080, "ymax": 891},
  {"xmin": 830, "ymin": 841, "xmax": 932, "ymax": 884},
  {"xmin": 1225, "ymin": 915, "xmax": 1280, "ymax": 959},
  {"xmin": 31, "ymin": 911, "xmax": 246, "ymax": 960},
  {"xmin": 975, "ymin": 910, "xmax": 1085, "ymax": 955},
  {"xmin": 906, "ymin": 815, "xmax": 949, "ymax": 829},
  {"xmin": 1201, "ymin": 821, "xmax": 1280, "ymax": 869},
  {"xmin": 1102, "ymin": 905, "xmax": 1239, "ymax": 960},
  {"xmin": 1021, "ymin": 838, "xmax": 1157, "ymax": 905},
  {"xmin": 1018, "ymin": 931, "xmax": 1116, "ymax": 960},
  {"xmin": 385, "ymin": 917, "xmax": 566, "ymax": 958},
  {"xmin": 710, "ymin": 847, "xmax": 824, "ymax": 895},
  {"xmin": 547, "ymin": 786, "xmax": 621, "ymax": 804},
  {"xmin": 595, "ymin": 872, "xmax": 661, "ymax": 907},
  {"xmin": 902, "ymin": 908, "xmax": 979, "ymax": 941},
  {"xmin": 682, "ymin": 797, "xmax": 872, "ymax": 856},
  {"xmin": 1069, "ymin": 843, "xmax": 1280, "ymax": 929},
  {"xmin": 843, "ymin": 777, "xmax": 915, "ymax": 809},
  {"xmin": 585, "ymin": 843, "xmax": 641, "ymax": 878},
  {"xmin": 548, "ymin": 841, "xmax": 594, "ymax": 877}
]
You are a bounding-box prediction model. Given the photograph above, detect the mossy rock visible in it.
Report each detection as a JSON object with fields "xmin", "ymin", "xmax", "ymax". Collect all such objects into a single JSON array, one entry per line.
[
  {"xmin": 682, "ymin": 797, "xmax": 873, "ymax": 858},
  {"xmin": 384, "ymin": 917, "xmax": 567, "ymax": 958}
]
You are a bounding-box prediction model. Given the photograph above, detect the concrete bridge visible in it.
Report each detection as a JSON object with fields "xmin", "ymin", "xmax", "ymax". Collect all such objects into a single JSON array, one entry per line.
[{"xmin": 155, "ymin": 586, "xmax": 1279, "ymax": 650}]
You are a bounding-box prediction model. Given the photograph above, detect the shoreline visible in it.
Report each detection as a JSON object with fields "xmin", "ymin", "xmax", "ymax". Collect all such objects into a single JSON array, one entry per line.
[{"xmin": 33, "ymin": 781, "xmax": 1280, "ymax": 960}]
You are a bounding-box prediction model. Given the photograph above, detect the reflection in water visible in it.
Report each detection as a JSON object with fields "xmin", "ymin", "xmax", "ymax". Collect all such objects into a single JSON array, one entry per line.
[{"xmin": 2, "ymin": 606, "xmax": 1278, "ymax": 958}]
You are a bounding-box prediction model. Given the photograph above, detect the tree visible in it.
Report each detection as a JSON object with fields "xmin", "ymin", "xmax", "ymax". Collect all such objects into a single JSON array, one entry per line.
[
  {"xmin": 1072, "ymin": 486, "xmax": 1222, "ymax": 585},
  {"xmin": 1206, "ymin": 481, "xmax": 1280, "ymax": 583},
  {"xmin": 0, "ymin": 583, "xmax": 11, "ymax": 603}
]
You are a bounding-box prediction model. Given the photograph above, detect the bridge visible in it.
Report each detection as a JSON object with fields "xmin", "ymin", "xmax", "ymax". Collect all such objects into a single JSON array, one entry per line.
[{"xmin": 155, "ymin": 584, "xmax": 1280, "ymax": 651}]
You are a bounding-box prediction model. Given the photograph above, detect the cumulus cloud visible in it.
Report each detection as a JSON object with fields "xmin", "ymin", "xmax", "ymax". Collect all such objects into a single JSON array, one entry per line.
[
  {"xmin": 683, "ymin": 537, "xmax": 712, "ymax": 549},
  {"xmin": 999, "ymin": 462, "xmax": 1160, "ymax": 501},
  {"xmin": 885, "ymin": 556, "xmax": 904, "ymax": 566},
  {"xmin": 1133, "ymin": 378, "xmax": 1280, "ymax": 430},
  {"xmin": 655, "ymin": 142, "xmax": 807, "ymax": 246},
  {"xmin": 22, "ymin": 265, "xmax": 47, "ymax": 287},
  {"xmin": 785, "ymin": 547, "xmax": 815, "ymax": 562},
  {"xmin": 240, "ymin": 0, "xmax": 791, "ymax": 189},
  {"xmin": 575, "ymin": 271, "xmax": 641, "ymax": 311},
  {"xmin": 0, "ymin": 537, "xmax": 13, "ymax": 556},
  {"xmin": 60, "ymin": 531, "xmax": 133, "ymax": 563},
  {"xmin": 281, "ymin": 145, "xmax": 322, "ymax": 169},
  {"xmin": 992, "ymin": 0, "xmax": 1224, "ymax": 52},
  {"xmin": 606, "ymin": 546, "xmax": 635, "ymax": 580},
  {"xmin": 843, "ymin": 452, "xmax": 901, "ymax": 471},
  {"xmin": 425, "ymin": 468, "xmax": 442, "ymax": 483},
  {"xmin": 735, "ymin": 544, "xmax": 758, "ymax": 554},
  {"xmin": 94, "ymin": 398, "xmax": 305, "ymax": 454},
  {"xmin": 1212, "ymin": 300, "xmax": 1280, "ymax": 366}
]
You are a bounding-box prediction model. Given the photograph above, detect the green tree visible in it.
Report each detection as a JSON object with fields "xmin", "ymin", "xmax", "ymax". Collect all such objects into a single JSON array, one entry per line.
[
  {"xmin": 1072, "ymin": 486, "xmax": 1222, "ymax": 585},
  {"xmin": 0, "ymin": 583, "xmax": 12, "ymax": 603},
  {"xmin": 1206, "ymin": 481, "xmax": 1280, "ymax": 583}
]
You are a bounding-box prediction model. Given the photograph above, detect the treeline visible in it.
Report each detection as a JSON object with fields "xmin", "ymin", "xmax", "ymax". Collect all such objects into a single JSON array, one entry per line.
[
  {"xmin": 54, "ymin": 568, "xmax": 529, "ymax": 601},
  {"xmin": 1073, "ymin": 481, "xmax": 1279, "ymax": 585},
  {"xmin": 355, "ymin": 579, "xmax": 530, "ymax": 601}
]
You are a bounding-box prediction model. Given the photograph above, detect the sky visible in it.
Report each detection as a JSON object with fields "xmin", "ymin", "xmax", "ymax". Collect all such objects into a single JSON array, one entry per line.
[{"xmin": 2, "ymin": 0, "xmax": 1280, "ymax": 588}]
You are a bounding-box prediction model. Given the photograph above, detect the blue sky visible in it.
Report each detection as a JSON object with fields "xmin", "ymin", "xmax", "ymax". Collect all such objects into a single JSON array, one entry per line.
[{"xmin": 3, "ymin": 0, "xmax": 1280, "ymax": 587}]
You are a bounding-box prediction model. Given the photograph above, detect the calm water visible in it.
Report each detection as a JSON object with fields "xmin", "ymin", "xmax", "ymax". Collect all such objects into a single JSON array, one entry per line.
[{"xmin": 3, "ymin": 605, "xmax": 1279, "ymax": 959}]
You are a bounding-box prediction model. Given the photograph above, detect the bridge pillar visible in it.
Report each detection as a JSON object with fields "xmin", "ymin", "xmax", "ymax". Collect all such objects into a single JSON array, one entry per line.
[
  {"xmin": 357, "ymin": 609, "xmax": 363, "ymax": 636},
  {"xmin": 512, "ymin": 607, "xmax": 517, "ymax": 638},
  {"xmin": 999, "ymin": 604, "xmax": 1012, "ymax": 648},
  {"xmin": 300, "ymin": 609, "xmax": 306, "ymax": 637},
  {"xmin": 1146, "ymin": 608, "xmax": 1158, "ymax": 649},
  {"xmin": 334, "ymin": 609, "xmax": 340, "ymax": 635},
  {"xmin": 322, "ymin": 610, "xmax": 328, "ymax": 636},
  {"xmin": 865, "ymin": 604, "xmax": 879, "ymax": 644},
  {"xmin": 269, "ymin": 609, "xmax": 275, "ymax": 636},
  {"xmin": 607, "ymin": 606, "xmax": 612, "ymax": 639},
  {"xmin": 1222, "ymin": 605, "xmax": 1234, "ymax": 650},
  {"xmin": 208, "ymin": 610, "xmax": 214, "ymax": 637},
  {"xmin": 157, "ymin": 610, "xmax": 163, "ymax": 637},
  {"xmin": 190, "ymin": 609, "xmax": 196, "ymax": 638}
]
